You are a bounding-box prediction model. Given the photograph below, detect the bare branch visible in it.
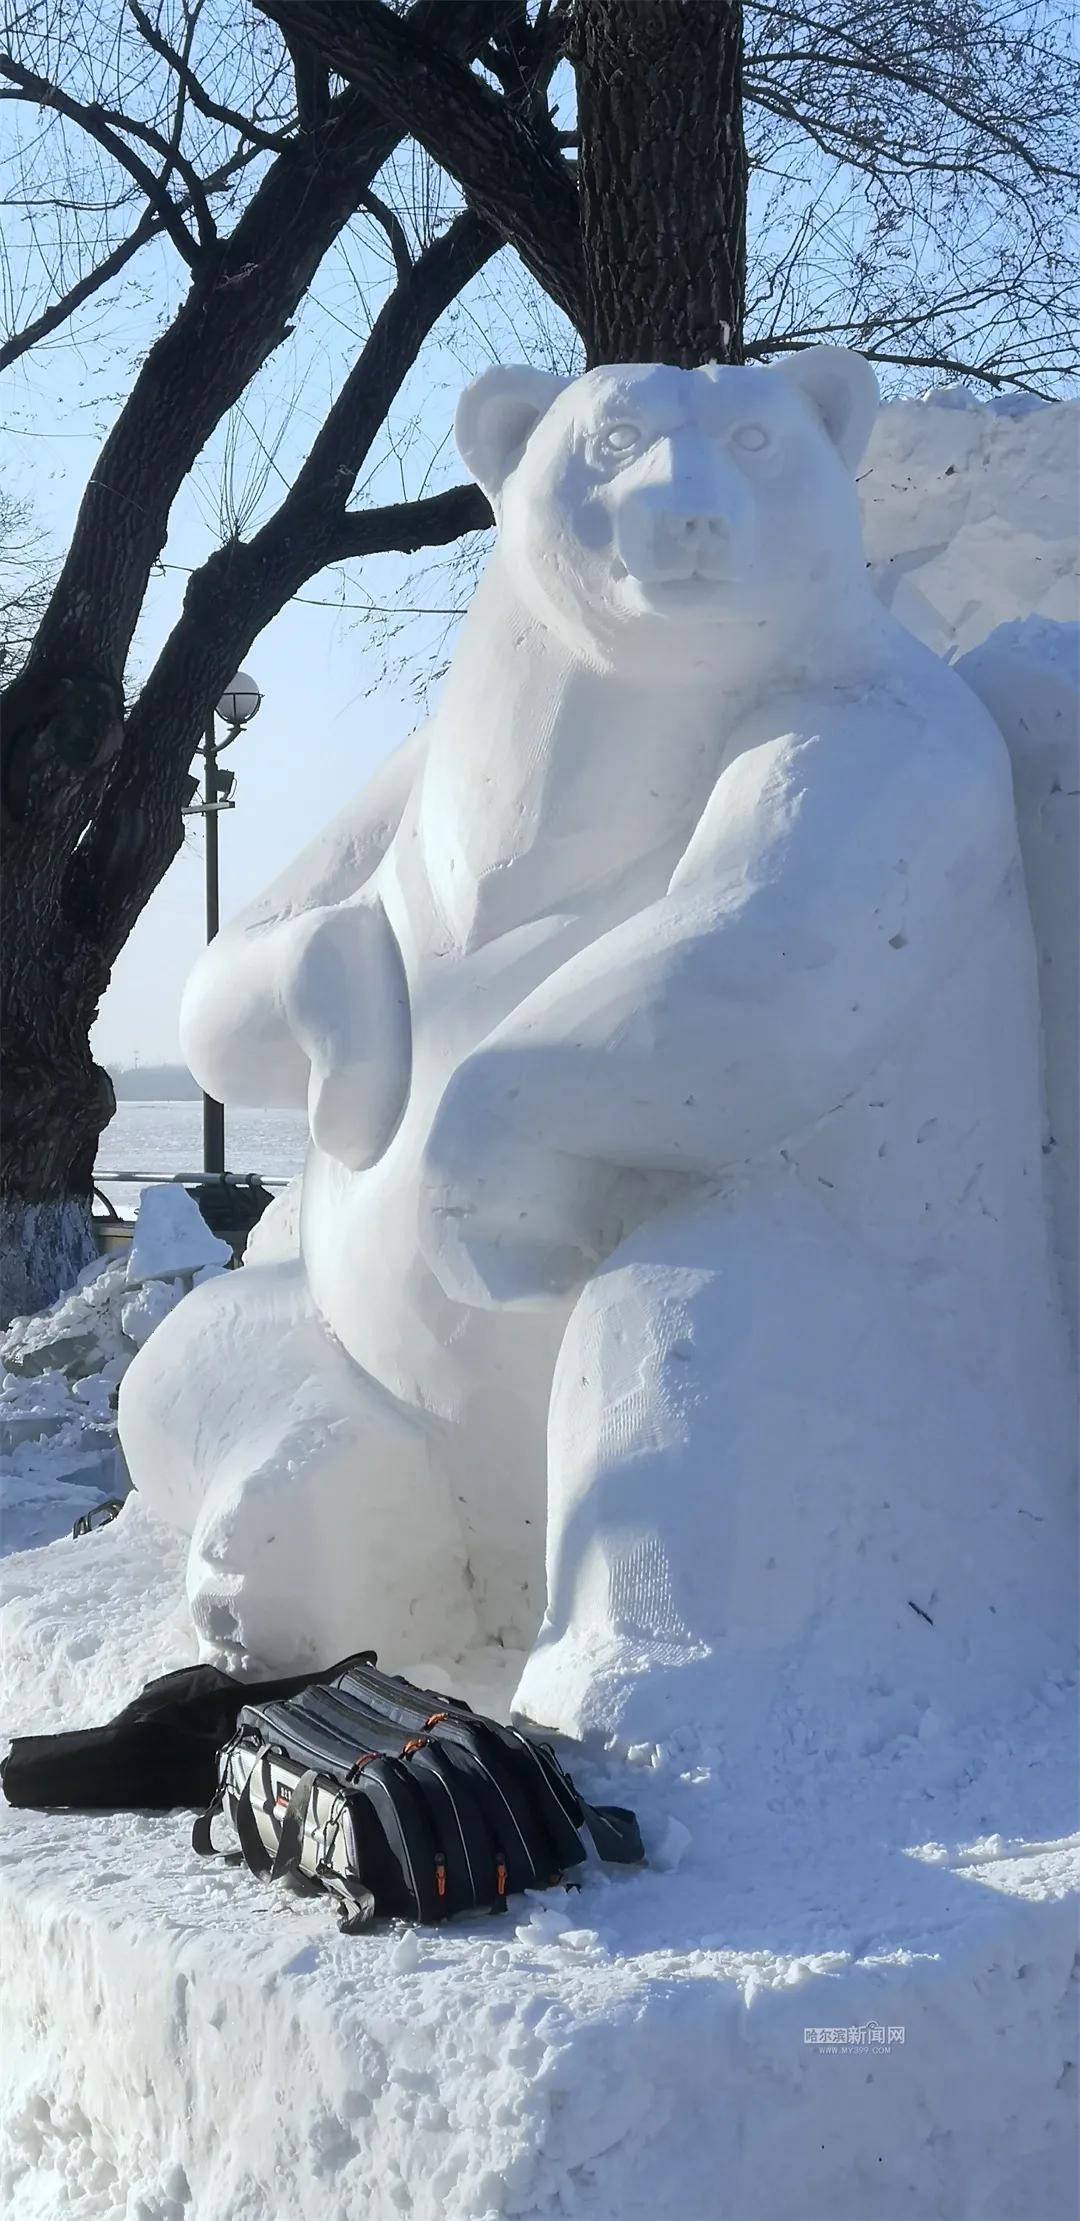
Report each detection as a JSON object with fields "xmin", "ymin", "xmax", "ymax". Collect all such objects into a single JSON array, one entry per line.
[
  {"xmin": 0, "ymin": 51, "xmax": 202, "ymax": 268},
  {"xmin": 126, "ymin": 0, "xmax": 293, "ymax": 154},
  {"xmin": 325, "ymin": 482, "xmax": 492, "ymax": 564},
  {"xmin": 745, "ymin": 3, "xmax": 1065, "ymax": 181},
  {"xmin": 282, "ymin": 208, "xmax": 496, "ymax": 521},
  {"xmin": 358, "ymin": 188, "xmax": 413, "ymax": 281},
  {"xmin": 0, "ymin": 204, "xmax": 157, "ymax": 369},
  {"xmin": 10, "ymin": 3, "xmax": 514, "ymax": 708},
  {"xmin": 0, "ymin": 140, "xmax": 261, "ymax": 370},
  {"xmin": 255, "ymin": 0, "xmax": 584, "ymax": 327}
]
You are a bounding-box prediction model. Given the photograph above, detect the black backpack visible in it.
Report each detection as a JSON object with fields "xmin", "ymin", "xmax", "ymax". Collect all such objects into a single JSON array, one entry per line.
[{"xmin": 193, "ymin": 1657, "xmax": 643, "ymax": 1930}]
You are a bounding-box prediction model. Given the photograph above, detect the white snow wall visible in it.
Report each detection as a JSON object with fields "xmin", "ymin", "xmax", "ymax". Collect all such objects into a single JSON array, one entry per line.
[{"xmin": 861, "ymin": 390, "xmax": 1078, "ymax": 1342}]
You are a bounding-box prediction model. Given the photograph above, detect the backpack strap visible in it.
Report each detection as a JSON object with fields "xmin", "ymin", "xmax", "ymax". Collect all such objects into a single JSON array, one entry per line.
[
  {"xmin": 191, "ymin": 1793, "xmax": 222, "ymax": 1858},
  {"xmin": 270, "ymin": 1768, "xmax": 318, "ymax": 1882},
  {"xmin": 318, "ymin": 1870, "xmax": 377, "ymax": 1933},
  {"xmin": 273, "ymin": 1770, "xmax": 376, "ymax": 1927},
  {"xmin": 232, "ymin": 1766, "xmax": 275, "ymax": 1875},
  {"xmin": 191, "ymin": 1739, "xmax": 235, "ymax": 1858},
  {"xmin": 193, "ymin": 1765, "xmax": 273, "ymax": 1874}
]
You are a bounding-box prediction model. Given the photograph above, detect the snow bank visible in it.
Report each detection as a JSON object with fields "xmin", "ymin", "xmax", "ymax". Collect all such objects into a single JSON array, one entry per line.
[
  {"xmin": 860, "ymin": 388, "xmax": 1078, "ymax": 656},
  {"xmin": 0, "ymin": 1512, "xmax": 1076, "ymax": 2221},
  {"xmin": 1, "ymin": 1190, "xmax": 229, "ymax": 1558}
]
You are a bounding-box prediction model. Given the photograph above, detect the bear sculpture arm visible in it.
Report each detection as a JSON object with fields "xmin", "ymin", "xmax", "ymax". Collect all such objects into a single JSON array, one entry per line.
[
  {"xmin": 421, "ymin": 701, "xmax": 1017, "ymax": 1305},
  {"xmin": 180, "ymin": 727, "xmax": 424, "ymax": 1161}
]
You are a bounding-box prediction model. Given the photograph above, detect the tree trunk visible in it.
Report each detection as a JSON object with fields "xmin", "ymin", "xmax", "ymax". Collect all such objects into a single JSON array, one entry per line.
[
  {"xmin": 0, "ymin": 9, "xmax": 513, "ymax": 1326},
  {"xmin": 0, "ymin": 909, "xmax": 111, "ymax": 1323},
  {"xmin": 571, "ymin": 0, "xmax": 747, "ymax": 368}
]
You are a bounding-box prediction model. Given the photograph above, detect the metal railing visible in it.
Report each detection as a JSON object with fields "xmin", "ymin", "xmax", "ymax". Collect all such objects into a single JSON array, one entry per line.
[
  {"xmin": 94, "ymin": 1169, "xmax": 292, "ymax": 1211},
  {"xmin": 92, "ymin": 1169, "xmax": 291, "ymax": 1254}
]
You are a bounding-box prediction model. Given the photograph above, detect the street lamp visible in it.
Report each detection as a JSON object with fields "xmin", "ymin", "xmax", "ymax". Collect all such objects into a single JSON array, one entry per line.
[{"xmin": 184, "ymin": 670, "xmax": 262, "ymax": 1176}]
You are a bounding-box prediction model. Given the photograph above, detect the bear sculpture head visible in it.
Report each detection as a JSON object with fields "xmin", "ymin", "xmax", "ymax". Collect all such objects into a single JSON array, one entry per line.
[{"xmin": 455, "ymin": 348, "xmax": 879, "ymax": 672}]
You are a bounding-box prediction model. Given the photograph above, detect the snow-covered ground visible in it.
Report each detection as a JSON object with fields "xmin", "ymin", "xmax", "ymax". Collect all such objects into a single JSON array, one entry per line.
[{"xmin": 1, "ymin": 1496, "xmax": 1077, "ymax": 2221}]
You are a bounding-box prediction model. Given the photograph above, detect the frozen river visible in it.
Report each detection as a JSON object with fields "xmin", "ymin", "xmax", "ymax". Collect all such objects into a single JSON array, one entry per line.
[{"xmin": 95, "ymin": 1100, "xmax": 309, "ymax": 1214}]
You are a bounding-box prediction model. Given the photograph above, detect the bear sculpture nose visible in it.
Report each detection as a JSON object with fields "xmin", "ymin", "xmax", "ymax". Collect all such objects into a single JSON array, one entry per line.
[
  {"xmin": 658, "ymin": 509, "xmax": 729, "ymax": 577},
  {"xmin": 678, "ymin": 514, "xmax": 725, "ymax": 549}
]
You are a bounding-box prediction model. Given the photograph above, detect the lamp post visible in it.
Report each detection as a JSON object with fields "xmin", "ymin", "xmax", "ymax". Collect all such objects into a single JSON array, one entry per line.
[{"xmin": 185, "ymin": 671, "xmax": 262, "ymax": 1176}]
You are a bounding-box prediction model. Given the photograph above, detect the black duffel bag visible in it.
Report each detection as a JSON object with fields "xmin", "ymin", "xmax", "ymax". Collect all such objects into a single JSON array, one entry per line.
[{"xmin": 193, "ymin": 1656, "xmax": 643, "ymax": 1931}]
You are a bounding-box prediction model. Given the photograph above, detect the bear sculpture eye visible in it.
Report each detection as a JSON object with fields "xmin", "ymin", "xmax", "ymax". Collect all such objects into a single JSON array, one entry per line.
[
  {"xmin": 733, "ymin": 425, "xmax": 769, "ymax": 453},
  {"xmin": 599, "ymin": 422, "xmax": 642, "ymax": 456}
]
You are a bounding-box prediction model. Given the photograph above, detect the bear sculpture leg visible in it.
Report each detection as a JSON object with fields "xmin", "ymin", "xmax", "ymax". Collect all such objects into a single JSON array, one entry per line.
[
  {"xmin": 514, "ymin": 1184, "xmax": 1075, "ymax": 1761},
  {"xmin": 119, "ymin": 1258, "xmax": 479, "ymax": 1674}
]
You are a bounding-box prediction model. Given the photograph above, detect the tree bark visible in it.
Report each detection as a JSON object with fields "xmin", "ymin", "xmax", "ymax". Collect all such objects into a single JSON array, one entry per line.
[
  {"xmin": 257, "ymin": 1, "xmax": 584, "ymax": 329},
  {"xmin": 570, "ymin": 0, "xmax": 747, "ymax": 367}
]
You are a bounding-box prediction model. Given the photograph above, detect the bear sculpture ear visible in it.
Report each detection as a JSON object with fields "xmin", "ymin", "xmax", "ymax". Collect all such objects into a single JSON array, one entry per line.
[
  {"xmin": 773, "ymin": 346, "xmax": 879, "ymax": 472},
  {"xmin": 455, "ymin": 365, "xmax": 569, "ymax": 508}
]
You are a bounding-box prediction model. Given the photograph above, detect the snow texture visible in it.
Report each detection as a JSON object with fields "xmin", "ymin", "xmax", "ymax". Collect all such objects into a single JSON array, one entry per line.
[
  {"xmin": 121, "ymin": 355, "xmax": 1075, "ymax": 1761},
  {"xmin": 1, "ymin": 1191, "xmax": 229, "ymax": 1559},
  {"xmin": 3, "ymin": 369, "xmax": 1078, "ymax": 2219},
  {"xmin": 241, "ymin": 1174, "xmax": 301, "ymax": 1266},
  {"xmin": 1, "ymin": 1503, "xmax": 1077, "ymax": 2221}
]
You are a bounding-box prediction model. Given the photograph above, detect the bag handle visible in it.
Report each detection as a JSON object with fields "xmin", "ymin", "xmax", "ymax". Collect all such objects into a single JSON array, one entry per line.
[{"xmin": 318, "ymin": 1868, "xmax": 377, "ymax": 1933}]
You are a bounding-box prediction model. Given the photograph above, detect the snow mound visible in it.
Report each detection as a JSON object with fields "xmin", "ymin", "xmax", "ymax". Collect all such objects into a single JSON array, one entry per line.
[
  {"xmin": 0, "ymin": 1499, "xmax": 191, "ymax": 1737},
  {"xmin": 125, "ymin": 1187, "xmax": 232, "ymax": 1288},
  {"xmin": 860, "ymin": 388, "xmax": 1078, "ymax": 657}
]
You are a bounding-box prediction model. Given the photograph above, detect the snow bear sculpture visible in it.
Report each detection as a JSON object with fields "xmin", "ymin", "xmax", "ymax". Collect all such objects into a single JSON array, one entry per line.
[{"xmin": 120, "ymin": 351, "xmax": 1076, "ymax": 1759}]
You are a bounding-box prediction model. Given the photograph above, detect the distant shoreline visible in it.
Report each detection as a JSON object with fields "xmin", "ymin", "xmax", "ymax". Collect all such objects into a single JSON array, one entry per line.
[{"xmin": 107, "ymin": 1064, "xmax": 201, "ymax": 1101}]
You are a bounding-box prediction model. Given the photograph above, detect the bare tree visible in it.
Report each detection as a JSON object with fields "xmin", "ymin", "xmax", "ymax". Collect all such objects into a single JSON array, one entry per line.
[
  {"xmin": 261, "ymin": 1, "xmax": 1078, "ymax": 387},
  {"xmin": 265, "ymin": 0, "xmax": 1078, "ymax": 683},
  {"xmin": 0, "ymin": 1, "xmax": 549, "ymax": 1319},
  {"xmin": 1, "ymin": 0, "xmax": 1076, "ymax": 1317}
]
